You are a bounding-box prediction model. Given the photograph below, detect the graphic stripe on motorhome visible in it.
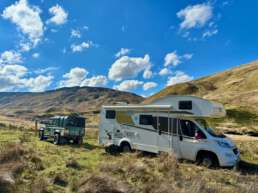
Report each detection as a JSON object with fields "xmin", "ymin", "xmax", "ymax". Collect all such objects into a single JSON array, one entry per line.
[
  {"xmin": 121, "ymin": 123, "xmax": 157, "ymax": 133},
  {"xmin": 121, "ymin": 123, "xmax": 177, "ymax": 136}
]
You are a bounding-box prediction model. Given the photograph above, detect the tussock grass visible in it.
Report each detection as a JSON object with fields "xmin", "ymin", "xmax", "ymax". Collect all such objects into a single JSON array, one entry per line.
[{"xmin": 0, "ymin": 128, "xmax": 257, "ymax": 193}]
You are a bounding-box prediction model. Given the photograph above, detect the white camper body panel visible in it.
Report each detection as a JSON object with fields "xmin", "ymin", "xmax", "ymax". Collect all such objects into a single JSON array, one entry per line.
[{"xmin": 99, "ymin": 96, "xmax": 239, "ymax": 167}]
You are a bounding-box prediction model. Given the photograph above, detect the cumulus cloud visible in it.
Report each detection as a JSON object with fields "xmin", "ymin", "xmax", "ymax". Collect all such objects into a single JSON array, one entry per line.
[
  {"xmin": 81, "ymin": 75, "xmax": 108, "ymax": 87},
  {"xmin": 71, "ymin": 29, "xmax": 81, "ymax": 38},
  {"xmin": 114, "ymin": 80, "xmax": 143, "ymax": 91},
  {"xmin": 59, "ymin": 67, "xmax": 107, "ymax": 88},
  {"xmin": 143, "ymin": 82, "xmax": 157, "ymax": 91},
  {"xmin": 143, "ymin": 68, "xmax": 153, "ymax": 79},
  {"xmin": 2, "ymin": 0, "xmax": 44, "ymax": 50},
  {"xmin": 108, "ymin": 54, "xmax": 151, "ymax": 81},
  {"xmin": 159, "ymin": 68, "xmax": 172, "ymax": 76},
  {"xmin": 47, "ymin": 4, "xmax": 68, "ymax": 25},
  {"xmin": 177, "ymin": 3, "xmax": 213, "ymax": 30},
  {"xmin": 0, "ymin": 64, "xmax": 53, "ymax": 92},
  {"xmin": 25, "ymin": 75, "xmax": 53, "ymax": 92},
  {"xmin": 60, "ymin": 67, "xmax": 88, "ymax": 87},
  {"xmin": 71, "ymin": 41, "xmax": 92, "ymax": 52},
  {"xmin": 164, "ymin": 51, "xmax": 181, "ymax": 66},
  {"xmin": 115, "ymin": 48, "xmax": 131, "ymax": 58},
  {"xmin": 164, "ymin": 51, "xmax": 192, "ymax": 67},
  {"xmin": 0, "ymin": 50, "xmax": 22, "ymax": 65},
  {"xmin": 167, "ymin": 71, "xmax": 193, "ymax": 86}
]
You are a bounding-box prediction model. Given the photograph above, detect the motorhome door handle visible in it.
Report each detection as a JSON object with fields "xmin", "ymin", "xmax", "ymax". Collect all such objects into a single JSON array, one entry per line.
[{"xmin": 116, "ymin": 130, "xmax": 120, "ymax": 133}]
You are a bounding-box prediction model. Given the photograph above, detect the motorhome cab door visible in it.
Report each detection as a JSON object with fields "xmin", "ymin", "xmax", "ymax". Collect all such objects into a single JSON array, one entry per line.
[{"xmin": 177, "ymin": 119, "xmax": 204, "ymax": 161}]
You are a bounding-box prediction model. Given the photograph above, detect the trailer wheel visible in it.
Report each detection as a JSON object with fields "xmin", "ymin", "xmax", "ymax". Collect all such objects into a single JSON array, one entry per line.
[
  {"xmin": 39, "ymin": 130, "xmax": 44, "ymax": 141},
  {"xmin": 74, "ymin": 137, "xmax": 83, "ymax": 145},
  {"xmin": 53, "ymin": 133, "xmax": 60, "ymax": 145},
  {"xmin": 120, "ymin": 142, "xmax": 131, "ymax": 153}
]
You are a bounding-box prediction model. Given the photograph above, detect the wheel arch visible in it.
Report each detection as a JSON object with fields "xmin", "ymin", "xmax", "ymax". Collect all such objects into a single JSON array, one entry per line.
[
  {"xmin": 118, "ymin": 138, "xmax": 132, "ymax": 149},
  {"xmin": 195, "ymin": 150, "xmax": 220, "ymax": 166}
]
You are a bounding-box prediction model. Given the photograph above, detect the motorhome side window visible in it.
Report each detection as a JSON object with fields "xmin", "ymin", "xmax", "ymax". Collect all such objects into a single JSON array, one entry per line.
[
  {"xmin": 179, "ymin": 120, "xmax": 198, "ymax": 137},
  {"xmin": 170, "ymin": 118, "xmax": 178, "ymax": 134},
  {"xmin": 159, "ymin": 117, "xmax": 169, "ymax": 133},
  {"xmin": 179, "ymin": 101, "xmax": 192, "ymax": 110},
  {"xmin": 106, "ymin": 110, "xmax": 116, "ymax": 119},
  {"xmin": 139, "ymin": 115, "xmax": 153, "ymax": 125}
]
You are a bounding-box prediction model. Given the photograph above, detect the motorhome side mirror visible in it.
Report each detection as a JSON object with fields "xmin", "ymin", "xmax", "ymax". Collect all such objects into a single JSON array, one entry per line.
[
  {"xmin": 179, "ymin": 135, "xmax": 183, "ymax": 141},
  {"xmin": 158, "ymin": 130, "xmax": 162, "ymax": 135}
]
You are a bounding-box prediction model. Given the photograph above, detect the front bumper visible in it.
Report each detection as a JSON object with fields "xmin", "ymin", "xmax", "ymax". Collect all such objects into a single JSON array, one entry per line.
[{"xmin": 218, "ymin": 148, "xmax": 240, "ymax": 167}]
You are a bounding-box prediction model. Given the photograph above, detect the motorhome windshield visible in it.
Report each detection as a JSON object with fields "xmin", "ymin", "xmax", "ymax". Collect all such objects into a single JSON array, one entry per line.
[{"xmin": 195, "ymin": 119, "xmax": 225, "ymax": 138}]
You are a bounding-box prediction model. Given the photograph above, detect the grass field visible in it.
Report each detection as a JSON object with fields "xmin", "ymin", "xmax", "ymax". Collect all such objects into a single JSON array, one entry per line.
[{"xmin": 0, "ymin": 128, "xmax": 258, "ymax": 193}]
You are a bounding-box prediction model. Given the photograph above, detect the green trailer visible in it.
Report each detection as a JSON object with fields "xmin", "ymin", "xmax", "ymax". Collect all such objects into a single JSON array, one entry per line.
[{"xmin": 39, "ymin": 114, "xmax": 86, "ymax": 145}]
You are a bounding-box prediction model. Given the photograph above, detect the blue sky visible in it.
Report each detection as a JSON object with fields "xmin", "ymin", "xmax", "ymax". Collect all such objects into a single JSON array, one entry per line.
[{"xmin": 0, "ymin": 0, "xmax": 258, "ymax": 96}]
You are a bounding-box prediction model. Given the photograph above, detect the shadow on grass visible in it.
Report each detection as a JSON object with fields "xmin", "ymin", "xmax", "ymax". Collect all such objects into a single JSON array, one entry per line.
[{"xmin": 238, "ymin": 160, "xmax": 258, "ymax": 174}]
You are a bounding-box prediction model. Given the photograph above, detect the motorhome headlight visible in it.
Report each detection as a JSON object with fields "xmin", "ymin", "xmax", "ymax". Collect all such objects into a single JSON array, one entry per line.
[{"xmin": 216, "ymin": 141, "xmax": 231, "ymax": 148}]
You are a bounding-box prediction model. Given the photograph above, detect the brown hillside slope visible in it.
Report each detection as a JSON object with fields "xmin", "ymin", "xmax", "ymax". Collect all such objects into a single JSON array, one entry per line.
[
  {"xmin": 0, "ymin": 86, "xmax": 143, "ymax": 120},
  {"xmin": 145, "ymin": 60, "xmax": 258, "ymax": 134},
  {"xmin": 146, "ymin": 60, "xmax": 258, "ymax": 111}
]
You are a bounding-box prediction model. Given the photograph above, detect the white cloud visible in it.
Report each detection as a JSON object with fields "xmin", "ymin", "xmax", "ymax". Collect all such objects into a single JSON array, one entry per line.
[
  {"xmin": 115, "ymin": 48, "xmax": 131, "ymax": 58},
  {"xmin": 35, "ymin": 67, "xmax": 58, "ymax": 74},
  {"xmin": 0, "ymin": 64, "xmax": 52, "ymax": 92},
  {"xmin": 177, "ymin": 3, "xmax": 213, "ymax": 30},
  {"xmin": 143, "ymin": 82, "xmax": 157, "ymax": 91},
  {"xmin": 47, "ymin": 4, "xmax": 68, "ymax": 25},
  {"xmin": 59, "ymin": 67, "xmax": 107, "ymax": 88},
  {"xmin": 25, "ymin": 75, "xmax": 53, "ymax": 92},
  {"xmin": 0, "ymin": 50, "xmax": 22, "ymax": 64},
  {"xmin": 143, "ymin": 68, "xmax": 153, "ymax": 79},
  {"xmin": 183, "ymin": 53, "xmax": 193, "ymax": 60},
  {"xmin": 71, "ymin": 29, "xmax": 81, "ymax": 38},
  {"xmin": 32, "ymin": 53, "xmax": 40, "ymax": 58},
  {"xmin": 164, "ymin": 51, "xmax": 181, "ymax": 66},
  {"xmin": 159, "ymin": 68, "xmax": 172, "ymax": 76},
  {"xmin": 164, "ymin": 51, "xmax": 193, "ymax": 66},
  {"xmin": 60, "ymin": 67, "xmax": 88, "ymax": 87},
  {"xmin": 81, "ymin": 75, "xmax": 108, "ymax": 87},
  {"xmin": 202, "ymin": 28, "xmax": 218, "ymax": 38},
  {"xmin": 114, "ymin": 80, "xmax": 143, "ymax": 91},
  {"xmin": 108, "ymin": 54, "xmax": 151, "ymax": 81},
  {"xmin": 167, "ymin": 71, "xmax": 193, "ymax": 86},
  {"xmin": 2, "ymin": 0, "xmax": 44, "ymax": 50},
  {"xmin": 71, "ymin": 41, "xmax": 92, "ymax": 52}
]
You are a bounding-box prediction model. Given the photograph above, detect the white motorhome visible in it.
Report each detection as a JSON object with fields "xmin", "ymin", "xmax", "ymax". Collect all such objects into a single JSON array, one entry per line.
[{"xmin": 99, "ymin": 96, "xmax": 240, "ymax": 167}]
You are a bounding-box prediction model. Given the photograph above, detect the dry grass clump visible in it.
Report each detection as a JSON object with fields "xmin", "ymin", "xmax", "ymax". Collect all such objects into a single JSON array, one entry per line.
[
  {"xmin": 96, "ymin": 152, "xmax": 258, "ymax": 193},
  {"xmin": 66, "ymin": 158, "xmax": 81, "ymax": 170},
  {"xmin": 0, "ymin": 143, "xmax": 27, "ymax": 193},
  {"xmin": 51, "ymin": 172, "xmax": 68, "ymax": 187},
  {"xmin": 77, "ymin": 174, "xmax": 136, "ymax": 193},
  {"xmin": 0, "ymin": 143, "xmax": 27, "ymax": 164},
  {"xmin": 29, "ymin": 177, "xmax": 49, "ymax": 193}
]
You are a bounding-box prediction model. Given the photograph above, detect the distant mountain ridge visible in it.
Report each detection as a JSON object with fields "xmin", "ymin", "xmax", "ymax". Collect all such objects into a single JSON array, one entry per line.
[{"xmin": 0, "ymin": 86, "xmax": 143, "ymax": 119}]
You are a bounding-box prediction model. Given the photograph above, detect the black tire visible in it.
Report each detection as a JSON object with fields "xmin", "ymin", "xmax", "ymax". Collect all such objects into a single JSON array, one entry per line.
[
  {"xmin": 105, "ymin": 145, "xmax": 120, "ymax": 155},
  {"xmin": 74, "ymin": 137, "xmax": 83, "ymax": 145},
  {"xmin": 53, "ymin": 133, "xmax": 60, "ymax": 145},
  {"xmin": 39, "ymin": 130, "xmax": 44, "ymax": 141},
  {"xmin": 120, "ymin": 142, "xmax": 131, "ymax": 153},
  {"xmin": 199, "ymin": 154, "xmax": 218, "ymax": 168}
]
